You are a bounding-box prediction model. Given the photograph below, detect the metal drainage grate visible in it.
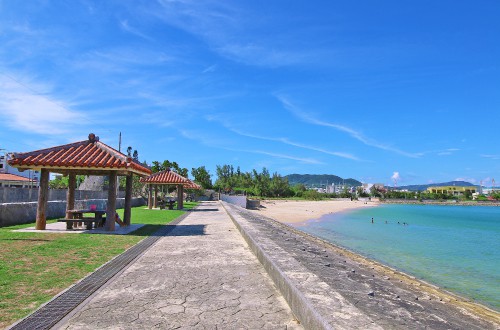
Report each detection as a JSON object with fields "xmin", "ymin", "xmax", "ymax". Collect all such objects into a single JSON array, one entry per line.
[{"xmin": 9, "ymin": 212, "xmax": 190, "ymax": 330}]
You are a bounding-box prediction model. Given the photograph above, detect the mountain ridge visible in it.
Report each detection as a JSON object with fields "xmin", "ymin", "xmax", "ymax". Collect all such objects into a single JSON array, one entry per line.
[{"xmin": 285, "ymin": 175, "xmax": 477, "ymax": 192}]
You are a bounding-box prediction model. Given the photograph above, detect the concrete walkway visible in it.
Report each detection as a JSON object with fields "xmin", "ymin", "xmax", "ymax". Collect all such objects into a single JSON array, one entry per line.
[{"xmin": 56, "ymin": 201, "xmax": 301, "ymax": 329}]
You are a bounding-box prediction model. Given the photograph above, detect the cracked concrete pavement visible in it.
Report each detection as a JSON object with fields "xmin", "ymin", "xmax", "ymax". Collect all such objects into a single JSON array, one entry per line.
[{"xmin": 56, "ymin": 201, "xmax": 301, "ymax": 330}]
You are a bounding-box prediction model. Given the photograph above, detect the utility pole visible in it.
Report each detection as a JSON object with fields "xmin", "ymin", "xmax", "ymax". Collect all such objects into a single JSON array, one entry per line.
[{"xmin": 118, "ymin": 132, "xmax": 122, "ymax": 152}]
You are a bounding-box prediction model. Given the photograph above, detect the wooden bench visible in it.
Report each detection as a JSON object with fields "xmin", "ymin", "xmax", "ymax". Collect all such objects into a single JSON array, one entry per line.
[{"xmin": 58, "ymin": 217, "xmax": 105, "ymax": 230}]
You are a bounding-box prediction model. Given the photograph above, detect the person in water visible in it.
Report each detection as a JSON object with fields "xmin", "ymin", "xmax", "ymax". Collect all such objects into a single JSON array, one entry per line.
[{"xmin": 371, "ymin": 217, "xmax": 374, "ymax": 224}]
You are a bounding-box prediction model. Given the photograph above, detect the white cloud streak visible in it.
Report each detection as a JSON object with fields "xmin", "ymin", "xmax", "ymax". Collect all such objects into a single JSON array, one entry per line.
[
  {"xmin": 454, "ymin": 177, "xmax": 477, "ymax": 184},
  {"xmin": 0, "ymin": 73, "xmax": 86, "ymax": 134},
  {"xmin": 179, "ymin": 128, "xmax": 323, "ymax": 164},
  {"xmin": 227, "ymin": 127, "xmax": 361, "ymax": 161},
  {"xmin": 222, "ymin": 147, "xmax": 324, "ymax": 165},
  {"xmin": 481, "ymin": 154, "xmax": 500, "ymax": 160},
  {"xmin": 154, "ymin": 0, "xmax": 316, "ymax": 67},
  {"xmin": 276, "ymin": 94, "xmax": 423, "ymax": 158},
  {"xmin": 119, "ymin": 19, "xmax": 154, "ymax": 41},
  {"xmin": 248, "ymin": 150, "xmax": 323, "ymax": 164}
]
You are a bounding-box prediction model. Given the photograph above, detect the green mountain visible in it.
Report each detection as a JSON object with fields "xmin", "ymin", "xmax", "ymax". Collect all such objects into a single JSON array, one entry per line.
[{"xmin": 285, "ymin": 174, "xmax": 362, "ymax": 187}]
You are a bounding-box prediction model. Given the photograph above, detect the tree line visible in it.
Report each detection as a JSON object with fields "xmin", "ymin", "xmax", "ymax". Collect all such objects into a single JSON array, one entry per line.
[{"xmin": 48, "ymin": 148, "xmax": 500, "ymax": 201}]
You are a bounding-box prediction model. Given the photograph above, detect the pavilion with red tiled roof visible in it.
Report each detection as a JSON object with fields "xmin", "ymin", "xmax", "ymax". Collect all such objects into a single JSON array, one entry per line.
[
  {"xmin": 8, "ymin": 133, "xmax": 152, "ymax": 231},
  {"xmin": 140, "ymin": 169, "xmax": 201, "ymax": 210}
]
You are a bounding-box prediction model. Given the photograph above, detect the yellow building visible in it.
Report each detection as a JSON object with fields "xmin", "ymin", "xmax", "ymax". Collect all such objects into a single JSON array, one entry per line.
[{"xmin": 426, "ymin": 186, "xmax": 476, "ymax": 196}]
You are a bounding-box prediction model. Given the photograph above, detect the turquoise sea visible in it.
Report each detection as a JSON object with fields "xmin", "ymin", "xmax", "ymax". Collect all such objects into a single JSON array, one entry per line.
[{"xmin": 296, "ymin": 204, "xmax": 500, "ymax": 310}]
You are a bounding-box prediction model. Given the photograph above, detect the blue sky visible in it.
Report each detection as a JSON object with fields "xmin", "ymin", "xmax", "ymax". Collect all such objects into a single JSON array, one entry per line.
[{"xmin": 0, "ymin": 1, "xmax": 499, "ymax": 186}]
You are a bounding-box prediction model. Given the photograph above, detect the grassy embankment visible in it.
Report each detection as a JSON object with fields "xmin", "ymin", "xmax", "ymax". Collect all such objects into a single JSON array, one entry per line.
[{"xmin": 0, "ymin": 203, "xmax": 197, "ymax": 328}]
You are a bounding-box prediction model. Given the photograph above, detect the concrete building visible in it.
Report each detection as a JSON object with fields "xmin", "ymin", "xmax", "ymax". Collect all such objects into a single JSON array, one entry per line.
[
  {"xmin": 426, "ymin": 185, "xmax": 477, "ymax": 196},
  {"xmin": 326, "ymin": 183, "xmax": 355, "ymax": 194}
]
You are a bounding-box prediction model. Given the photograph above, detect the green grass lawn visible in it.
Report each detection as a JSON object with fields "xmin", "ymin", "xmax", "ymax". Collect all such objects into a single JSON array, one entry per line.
[{"xmin": 0, "ymin": 202, "xmax": 197, "ymax": 328}]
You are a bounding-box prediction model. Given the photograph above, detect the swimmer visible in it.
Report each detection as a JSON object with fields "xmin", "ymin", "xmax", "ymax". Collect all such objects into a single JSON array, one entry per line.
[{"xmin": 371, "ymin": 217, "xmax": 374, "ymax": 224}]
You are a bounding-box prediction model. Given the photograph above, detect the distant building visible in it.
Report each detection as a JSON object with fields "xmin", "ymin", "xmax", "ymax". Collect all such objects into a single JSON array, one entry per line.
[
  {"xmin": 326, "ymin": 183, "xmax": 354, "ymax": 194},
  {"xmin": 0, "ymin": 173, "xmax": 37, "ymax": 188},
  {"xmin": 362, "ymin": 183, "xmax": 385, "ymax": 194},
  {"xmin": 479, "ymin": 187, "xmax": 495, "ymax": 195},
  {"xmin": 0, "ymin": 152, "xmax": 40, "ymax": 187},
  {"xmin": 426, "ymin": 185, "xmax": 476, "ymax": 196}
]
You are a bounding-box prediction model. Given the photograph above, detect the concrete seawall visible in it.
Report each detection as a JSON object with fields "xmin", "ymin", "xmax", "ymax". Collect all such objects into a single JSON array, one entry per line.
[{"xmin": 221, "ymin": 201, "xmax": 500, "ymax": 329}]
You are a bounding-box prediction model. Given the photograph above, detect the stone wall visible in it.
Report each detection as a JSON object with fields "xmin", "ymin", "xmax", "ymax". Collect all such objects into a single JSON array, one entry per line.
[
  {"xmin": 220, "ymin": 194, "xmax": 247, "ymax": 208},
  {"xmin": 219, "ymin": 194, "xmax": 260, "ymax": 209},
  {"xmin": 0, "ymin": 197, "xmax": 146, "ymax": 227},
  {"xmin": 0, "ymin": 187, "xmax": 125, "ymax": 204}
]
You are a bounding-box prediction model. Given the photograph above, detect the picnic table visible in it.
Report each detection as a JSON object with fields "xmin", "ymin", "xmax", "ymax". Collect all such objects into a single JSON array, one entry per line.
[
  {"xmin": 158, "ymin": 199, "xmax": 176, "ymax": 210},
  {"xmin": 58, "ymin": 209, "xmax": 106, "ymax": 230}
]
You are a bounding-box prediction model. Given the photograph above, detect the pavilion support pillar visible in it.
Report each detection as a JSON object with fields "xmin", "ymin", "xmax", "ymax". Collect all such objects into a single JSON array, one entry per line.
[
  {"xmin": 154, "ymin": 184, "xmax": 158, "ymax": 208},
  {"xmin": 177, "ymin": 184, "xmax": 184, "ymax": 210},
  {"xmin": 148, "ymin": 184, "xmax": 153, "ymax": 209},
  {"xmin": 124, "ymin": 174, "xmax": 133, "ymax": 226},
  {"xmin": 36, "ymin": 169, "xmax": 50, "ymax": 230},
  {"xmin": 106, "ymin": 171, "xmax": 117, "ymax": 231},
  {"xmin": 66, "ymin": 173, "xmax": 76, "ymax": 219}
]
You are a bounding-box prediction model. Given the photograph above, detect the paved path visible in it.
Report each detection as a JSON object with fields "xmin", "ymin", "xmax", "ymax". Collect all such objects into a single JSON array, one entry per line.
[{"xmin": 57, "ymin": 201, "xmax": 301, "ymax": 329}]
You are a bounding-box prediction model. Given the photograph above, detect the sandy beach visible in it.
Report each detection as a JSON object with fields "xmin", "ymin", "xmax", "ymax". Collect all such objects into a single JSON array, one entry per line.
[{"xmin": 250, "ymin": 199, "xmax": 379, "ymax": 224}]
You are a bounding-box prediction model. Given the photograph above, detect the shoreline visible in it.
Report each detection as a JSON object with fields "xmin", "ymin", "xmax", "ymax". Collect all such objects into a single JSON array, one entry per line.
[
  {"xmin": 251, "ymin": 199, "xmax": 379, "ymax": 224},
  {"xmin": 288, "ymin": 222, "xmax": 500, "ymax": 323},
  {"xmin": 382, "ymin": 199, "xmax": 500, "ymax": 206},
  {"xmin": 247, "ymin": 199, "xmax": 500, "ymax": 323}
]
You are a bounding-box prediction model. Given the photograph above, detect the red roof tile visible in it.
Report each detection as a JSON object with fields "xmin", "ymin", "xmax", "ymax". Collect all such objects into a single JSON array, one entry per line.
[
  {"xmin": 7, "ymin": 135, "xmax": 151, "ymax": 176},
  {"xmin": 0, "ymin": 173, "xmax": 34, "ymax": 182},
  {"xmin": 140, "ymin": 169, "xmax": 196, "ymax": 187},
  {"xmin": 184, "ymin": 180, "xmax": 202, "ymax": 190}
]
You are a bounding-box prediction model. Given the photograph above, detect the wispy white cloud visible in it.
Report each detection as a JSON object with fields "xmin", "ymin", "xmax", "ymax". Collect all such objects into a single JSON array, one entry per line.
[
  {"xmin": 221, "ymin": 147, "xmax": 324, "ymax": 165},
  {"xmin": 247, "ymin": 150, "xmax": 323, "ymax": 164},
  {"xmin": 154, "ymin": 0, "xmax": 317, "ymax": 67},
  {"xmin": 179, "ymin": 128, "xmax": 323, "ymax": 164},
  {"xmin": 437, "ymin": 148, "xmax": 460, "ymax": 156},
  {"xmin": 202, "ymin": 64, "xmax": 217, "ymax": 73},
  {"xmin": 215, "ymin": 43, "xmax": 314, "ymax": 67},
  {"xmin": 0, "ymin": 73, "xmax": 87, "ymax": 135},
  {"xmin": 227, "ymin": 126, "xmax": 361, "ymax": 161},
  {"xmin": 119, "ymin": 19, "xmax": 154, "ymax": 41},
  {"xmin": 480, "ymin": 154, "xmax": 500, "ymax": 160},
  {"xmin": 76, "ymin": 48, "xmax": 173, "ymax": 72},
  {"xmin": 454, "ymin": 177, "xmax": 477, "ymax": 184},
  {"xmin": 276, "ymin": 94, "xmax": 423, "ymax": 158},
  {"xmin": 179, "ymin": 129, "xmax": 232, "ymax": 147}
]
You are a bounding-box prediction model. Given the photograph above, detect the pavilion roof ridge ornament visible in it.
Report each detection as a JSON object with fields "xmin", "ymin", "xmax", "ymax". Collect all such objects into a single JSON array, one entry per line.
[{"xmin": 87, "ymin": 132, "xmax": 100, "ymax": 143}]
